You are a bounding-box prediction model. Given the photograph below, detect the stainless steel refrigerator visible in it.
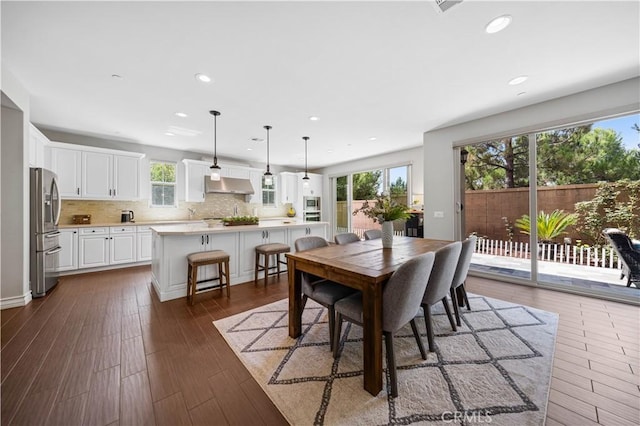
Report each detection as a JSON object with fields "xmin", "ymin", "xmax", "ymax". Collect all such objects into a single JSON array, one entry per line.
[{"xmin": 30, "ymin": 167, "xmax": 62, "ymax": 297}]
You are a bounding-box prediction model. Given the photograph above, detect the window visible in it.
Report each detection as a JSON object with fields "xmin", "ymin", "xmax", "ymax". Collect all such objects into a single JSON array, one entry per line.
[
  {"xmin": 262, "ymin": 176, "xmax": 276, "ymax": 207},
  {"xmin": 334, "ymin": 164, "xmax": 412, "ymax": 237},
  {"xmin": 150, "ymin": 161, "xmax": 176, "ymax": 207}
]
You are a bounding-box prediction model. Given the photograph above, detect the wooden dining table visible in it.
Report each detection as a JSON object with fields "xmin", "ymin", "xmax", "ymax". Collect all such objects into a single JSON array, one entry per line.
[{"xmin": 286, "ymin": 236, "xmax": 452, "ymax": 396}]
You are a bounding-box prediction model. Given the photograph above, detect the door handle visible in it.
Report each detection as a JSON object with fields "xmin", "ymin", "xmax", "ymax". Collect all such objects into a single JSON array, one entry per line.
[
  {"xmin": 76, "ymin": 188, "xmax": 80, "ymax": 195},
  {"xmin": 201, "ymin": 235, "xmax": 204, "ymax": 245},
  {"xmin": 45, "ymin": 231, "xmax": 61, "ymax": 238},
  {"xmin": 45, "ymin": 246, "xmax": 62, "ymax": 255},
  {"xmin": 206, "ymin": 235, "xmax": 209, "ymax": 244}
]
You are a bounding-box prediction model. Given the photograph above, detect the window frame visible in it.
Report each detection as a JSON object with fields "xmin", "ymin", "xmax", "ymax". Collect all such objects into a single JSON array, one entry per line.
[{"xmin": 149, "ymin": 160, "xmax": 177, "ymax": 208}]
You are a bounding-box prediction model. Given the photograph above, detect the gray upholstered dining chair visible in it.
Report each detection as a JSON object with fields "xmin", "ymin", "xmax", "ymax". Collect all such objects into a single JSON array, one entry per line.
[
  {"xmin": 421, "ymin": 241, "xmax": 462, "ymax": 351},
  {"xmin": 449, "ymin": 235, "xmax": 477, "ymax": 330},
  {"xmin": 333, "ymin": 251, "xmax": 435, "ymax": 397},
  {"xmin": 363, "ymin": 229, "xmax": 382, "ymax": 240},
  {"xmin": 334, "ymin": 232, "xmax": 361, "ymax": 245},
  {"xmin": 294, "ymin": 236, "xmax": 357, "ymax": 350}
]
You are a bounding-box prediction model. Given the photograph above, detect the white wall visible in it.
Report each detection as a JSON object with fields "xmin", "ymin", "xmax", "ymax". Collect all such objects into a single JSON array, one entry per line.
[
  {"xmin": 1, "ymin": 66, "xmax": 32, "ymax": 308},
  {"xmin": 423, "ymin": 77, "xmax": 640, "ymax": 241}
]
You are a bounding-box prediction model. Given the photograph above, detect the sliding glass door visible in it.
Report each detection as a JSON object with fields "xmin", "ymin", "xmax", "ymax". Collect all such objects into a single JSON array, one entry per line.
[
  {"xmin": 332, "ymin": 164, "xmax": 411, "ymax": 238},
  {"xmin": 462, "ymin": 113, "xmax": 640, "ymax": 299}
]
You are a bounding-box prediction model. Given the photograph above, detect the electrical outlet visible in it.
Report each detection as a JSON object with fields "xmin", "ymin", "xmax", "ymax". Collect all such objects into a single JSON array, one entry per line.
[{"xmin": 434, "ymin": 211, "xmax": 444, "ymax": 218}]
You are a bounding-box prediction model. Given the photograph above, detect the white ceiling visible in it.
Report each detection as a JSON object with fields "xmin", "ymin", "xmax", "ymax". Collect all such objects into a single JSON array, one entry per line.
[{"xmin": 3, "ymin": 1, "xmax": 639, "ymax": 170}]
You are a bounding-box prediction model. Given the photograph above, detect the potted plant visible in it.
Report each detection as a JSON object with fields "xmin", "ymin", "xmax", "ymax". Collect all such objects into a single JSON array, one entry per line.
[
  {"xmin": 222, "ymin": 216, "xmax": 259, "ymax": 226},
  {"xmin": 353, "ymin": 193, "xmax": 411, "ymax": 248}
]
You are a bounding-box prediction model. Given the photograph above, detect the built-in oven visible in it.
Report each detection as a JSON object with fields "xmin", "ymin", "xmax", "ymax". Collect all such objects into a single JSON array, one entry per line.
[
  {"xmin": 303, "ymin": 211, "xmax": 321, "ymax": 222},
  {"xmin": 304, "ymin": 196, "xmax": 320, "ymax": 211}
]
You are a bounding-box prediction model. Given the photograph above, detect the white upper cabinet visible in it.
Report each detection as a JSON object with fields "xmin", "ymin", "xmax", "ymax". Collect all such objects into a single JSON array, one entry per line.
[
  {"xmin": 279, "ymin": 172, "xmax": 298, "ymax": 204},
  {"xmin": 113, "ymin": 155, "xmax": 140, "ymax": 200},
  {"xmin": 183, "ymin": 159, "xmax": 209, "ymax": 202},
  {"xmin": 29, "ymin": 124, "xmax": 48, "ymax": 168},
  {"xmin": 82, "ymin": 151, "xmax": 112, "ymax": 198},
  {"xmin": 51, "ymin": 147, "xmax": 83, "ymax": 198},
  {"xmin": 49, "ymin": 142, "xmax": 143, "ymax": 200},
  {"xmin": 299, "ymin": 172, "xmax": 322, "ymax": 197}
]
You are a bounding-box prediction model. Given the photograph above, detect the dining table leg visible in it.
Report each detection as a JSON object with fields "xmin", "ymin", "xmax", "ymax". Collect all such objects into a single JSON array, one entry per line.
[
  {"xmin": 362, "ymin": 280, "xmax": 383, "ymax": 396},
  {"xmin": 288, "ymin": 257, "xmax": 302, "ymax": 338}
]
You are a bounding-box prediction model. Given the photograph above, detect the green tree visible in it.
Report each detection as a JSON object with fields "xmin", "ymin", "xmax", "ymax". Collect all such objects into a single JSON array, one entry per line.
[
  {"xmin": 150, "ymin": 162, "xmax": 175, "ymax": 182},
  {"xmin": 574, "ymin": 179, "xmax": 640, "ymax": 245},
  {"xmin": 537, "ymin": 127, "xmax": 640, "ymax": 184},
  {"xmin": 336, "ymin": 176, "xmax": 348, "ymax": 202},
  {"xmin": 352, "ymin": 170, "xmax": 381, "ymax": 200},
  {"xmin": 389, "ymin": 177, "xmax": 407, "ymax": 197},
  {"xmin": 464, "ymin": 135, "xmax": 529, "ymax": 189},
  {"xmin": 464, "ymin": 124, "xmax": 640, "ymax": 190}
]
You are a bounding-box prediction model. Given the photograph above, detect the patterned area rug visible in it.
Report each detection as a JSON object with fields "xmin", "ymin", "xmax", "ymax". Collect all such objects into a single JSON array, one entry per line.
[{"xmin": 213, "ymin": 294, "xmax": 558, "ymax": 425}]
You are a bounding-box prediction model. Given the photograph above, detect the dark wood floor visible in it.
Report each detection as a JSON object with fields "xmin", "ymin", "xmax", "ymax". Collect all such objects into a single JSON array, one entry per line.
[{"xmin": 1, "ymin": 266, "xmax": 638, "ymax": 425}]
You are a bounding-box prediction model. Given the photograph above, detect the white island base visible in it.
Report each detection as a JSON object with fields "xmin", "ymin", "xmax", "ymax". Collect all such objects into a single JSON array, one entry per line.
[{"xmin": 150, "ymin": 221, "xmax": 328, "ymax": 302}]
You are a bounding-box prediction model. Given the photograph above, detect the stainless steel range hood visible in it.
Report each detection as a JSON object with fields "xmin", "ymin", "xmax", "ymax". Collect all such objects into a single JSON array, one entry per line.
[{"xmin": 205, "ymin": 176, "xmax": 255, "ymax": 195}]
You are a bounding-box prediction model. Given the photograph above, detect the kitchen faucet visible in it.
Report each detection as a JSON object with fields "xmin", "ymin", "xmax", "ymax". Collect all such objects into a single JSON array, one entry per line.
[
  {"xmin": 233, "ymin": 204, "xmax": 238, "ymax": 217},
  {"xmin": 188, "ymin": 208, "xmax": 196, "ymax": 220}
]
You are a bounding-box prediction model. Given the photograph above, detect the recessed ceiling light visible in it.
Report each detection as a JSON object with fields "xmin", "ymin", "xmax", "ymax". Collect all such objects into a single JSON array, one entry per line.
[
  {"xmin": 165, "ymin": 132, "xmax": 175, "ymax": 136},
  {"xmin": 369, "ymin": 137, "xmax": 377, "ymax": 141},
  {"xmin": 508, "ymin": 75, "xmax": 528, "ymax": 85},
  {"xmin": 247, "ymin": 148, "xmax": 253, "ymax": 151},
  {"xmin": 195, "ymin": 73, "xmax": 212, "ymax": 83},
  {"xmin": 309, "ymin": 116, "xmax": 319, "ymax": 121},
  {"xmin": 175, "ymin": 112, "xmax": 188, "ymax": 118},
  {"xmin": 485, "ymin": 15, "xmax": 512, "ymax": 34},
  {"xmin": 327, "ymin": 149, "xmax": 333, "ymax": 153}
]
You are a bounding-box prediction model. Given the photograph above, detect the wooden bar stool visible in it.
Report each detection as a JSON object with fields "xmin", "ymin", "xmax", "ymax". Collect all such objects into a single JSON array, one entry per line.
[
  {"xmin": 187, "ymin": 250, "xmax": 230, "ymax": 305},
  {"xmin": 254, "ymin": 243, "xmax": 290, "ymax": 286}
]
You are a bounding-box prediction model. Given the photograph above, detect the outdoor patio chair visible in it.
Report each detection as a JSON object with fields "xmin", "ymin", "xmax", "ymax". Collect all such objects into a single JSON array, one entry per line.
[{"xmin": 602, "ymin": 229, "xmax": 640, "ymax": 288}]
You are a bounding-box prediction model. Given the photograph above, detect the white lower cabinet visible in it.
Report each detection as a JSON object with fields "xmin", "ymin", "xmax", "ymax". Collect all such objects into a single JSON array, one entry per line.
[
  {"xmin": 157, "ymin": 232, "xmax": 239, "ymax": 301},
  {"xmin": 110, "ymin": 226, "xmax": 137, "ymax": 264},
  {"xmin": 79, "ymin": 227, "xmax": 110, "ymax": 268},
  {"xmin": 239, "ymin": 228, "xmax": 288, "ymax": 277},
  {"xmin": 77, "ymin": 226, "xmax": 138, "ymax": 269},
  {"xmin": 57, "ymin": 228, "xmax": 78, "ymax": 271},
  {"xmin": 137, "ymin": 226, "xmax": 152, "ymax": 262}
]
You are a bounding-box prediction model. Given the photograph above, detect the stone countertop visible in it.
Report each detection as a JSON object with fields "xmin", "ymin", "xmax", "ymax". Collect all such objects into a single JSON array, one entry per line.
[
  {"xmin": 151, "ymin": 220, "xmax": 328, "ymax": 236},
  {"xmin": 58, "ymin": 220, "xmax": 197, "ymax": 229}
]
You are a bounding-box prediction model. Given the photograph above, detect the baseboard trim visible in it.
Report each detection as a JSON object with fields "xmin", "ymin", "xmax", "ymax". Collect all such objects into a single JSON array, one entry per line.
[{"xmin": 0, "ymin": 291, "xmax": 32, "ymax": 310}]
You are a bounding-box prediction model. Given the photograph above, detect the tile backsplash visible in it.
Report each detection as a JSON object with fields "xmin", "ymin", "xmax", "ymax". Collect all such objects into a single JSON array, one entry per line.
[{"xmin": 60, "ymin": 193, "xmax": 287, "ymax": 224}]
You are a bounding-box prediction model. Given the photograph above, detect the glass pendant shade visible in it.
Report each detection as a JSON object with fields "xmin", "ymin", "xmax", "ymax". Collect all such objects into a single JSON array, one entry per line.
[
  {"xmin": 210, "ymin": 110, "xmax": 221, "ymax": 181},
  {"xmin": 264, "ymin": 125, "xmax": 273, "ymax": 185}
]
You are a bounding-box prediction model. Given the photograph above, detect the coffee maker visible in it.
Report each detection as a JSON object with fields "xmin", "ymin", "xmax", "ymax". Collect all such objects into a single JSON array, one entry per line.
[{"xmin": 121, "ymin": 210, "xmax": 134, "ymax": 223}]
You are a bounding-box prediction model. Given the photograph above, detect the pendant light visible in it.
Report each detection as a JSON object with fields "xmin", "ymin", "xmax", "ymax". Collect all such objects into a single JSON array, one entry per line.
[
  {"xmin": 209, "ymin": 110, "xmax": 221, "ymax": 181},
  {"xmin": 263, "ymin": 125, "xmax": 273, "ymax": 185},
  {"xmin": 302, "ymin": 136, "xmax": 310, "ymax": 189}
]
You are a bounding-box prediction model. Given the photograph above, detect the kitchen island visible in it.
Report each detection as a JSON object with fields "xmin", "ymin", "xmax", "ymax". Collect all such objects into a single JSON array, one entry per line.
[{"xmin": 150, "ymin": 220, "xmax": 328, "ymax": 302}]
